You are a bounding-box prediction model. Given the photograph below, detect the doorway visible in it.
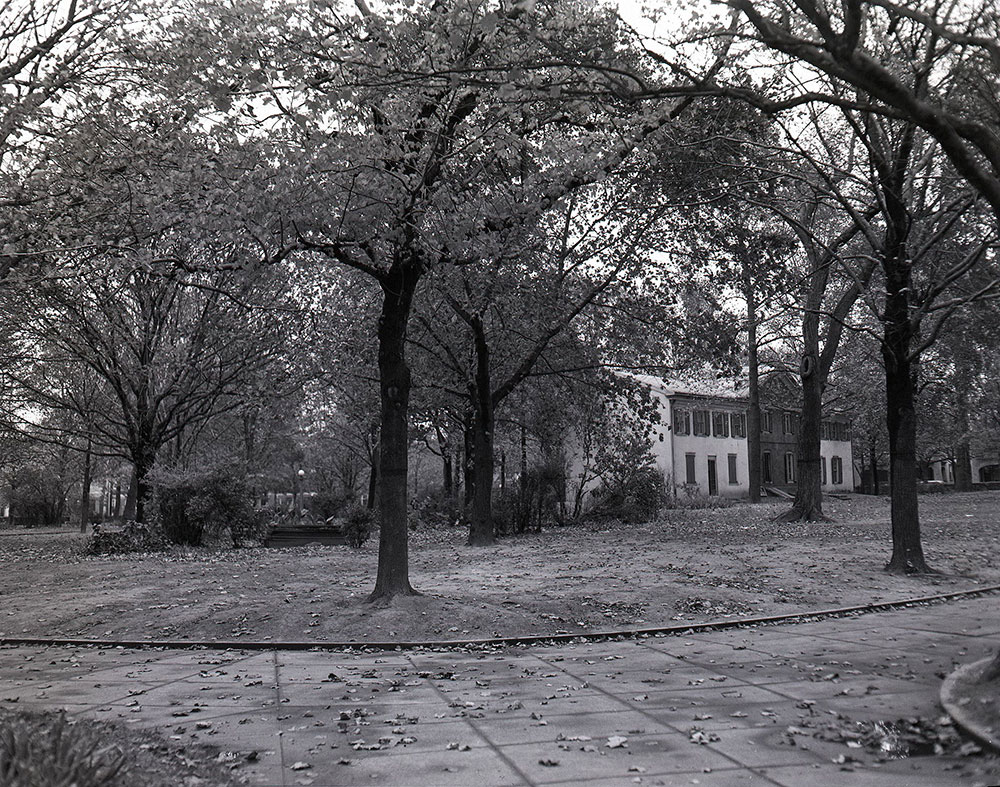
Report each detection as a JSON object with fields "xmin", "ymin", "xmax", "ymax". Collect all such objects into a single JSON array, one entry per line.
[{"xmin": 707, "ymin": 456, "xmax": 718, "ymax": 496}]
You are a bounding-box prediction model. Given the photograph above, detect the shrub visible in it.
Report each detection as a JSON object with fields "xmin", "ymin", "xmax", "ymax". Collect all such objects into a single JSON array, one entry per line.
[
  {"xmin": 0, "ymin": 710, "xmax": 125, "ymax": 786},
  {"xmin": 494, "ymin": 462, "xmax": 566, "ymax": 535},
  {"xmin": 409, "ymin": 487, "xmax": 462, "ymax": 530},
  {"xmin": 85, "ymin": 520, "xmax": 169, "ymax": 556},
  {"xmin": 151, "ymin": 468, "xmax": 265, "ymax": 546},
  {"xmin": 343, "ymin": 504, "xmax": 375, "ymax": 548},
  {"xmin": 590, "ymin": 467, "xmax": 668, "ymax": 524}
]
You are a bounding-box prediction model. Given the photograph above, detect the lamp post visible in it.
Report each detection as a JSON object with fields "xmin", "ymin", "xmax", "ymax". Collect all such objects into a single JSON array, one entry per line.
[{"xmin": 296, "ymin": 468, "xmax": 306, "ymax": 519}]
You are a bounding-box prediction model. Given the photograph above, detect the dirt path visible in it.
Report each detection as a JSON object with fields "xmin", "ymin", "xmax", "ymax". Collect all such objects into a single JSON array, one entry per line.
[{"xmin": 2, "ymin": 493, "xmax": 998, "ymax": 643}]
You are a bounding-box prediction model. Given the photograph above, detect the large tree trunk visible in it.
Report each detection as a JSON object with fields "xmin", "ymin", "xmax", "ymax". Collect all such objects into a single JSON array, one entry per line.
[
  {"xmin": 468, "ymin": 407, "xmax": 495, "ymax": 545},
  {"xmin": 883, "ymin": 269, "xmax": 932, "ymax": 573},
  {"xmin": 133, "ymin": 444, "xmax": 156, "ymax": 524},
  {"xmin": 369, "ymin": 265, "xmax": 420, "ymax": 601},
  {"xmin": 462, "ymin": 410, "xmax": 475, "ymax": 508},
  {"xmin": 79, "ymin": 435, "xmax": 92, "ymax": 533},
  {"xmin": 744, "ymin": 257, "xmax": 762, "ymax": 503},
  {"xmin": 954, "ymin": 385, "xmax": 973, "ymax": 491},
  {"xmin": 778, "ymin": 356, "xmax": 829, "ymax": 521},
  {"xmin": 468, "ymin": 318, "xmax": 496, "ymax": 546}
]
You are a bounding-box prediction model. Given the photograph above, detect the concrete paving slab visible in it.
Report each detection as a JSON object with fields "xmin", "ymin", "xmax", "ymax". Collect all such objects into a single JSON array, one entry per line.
[{"xmin": 3, "ymin": 596, "xmax": 1000, "ymax": 785}]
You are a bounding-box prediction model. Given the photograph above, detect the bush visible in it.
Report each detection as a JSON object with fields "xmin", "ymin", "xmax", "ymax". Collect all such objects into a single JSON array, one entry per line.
[
  {"xmin": 85, "ymin": 520, "xmax": 169, "ymax": 556},
  {"xmin": 0, "ymin": 710, "xmax": 124, "ymax": 786},
  {"xmin": 343, "ymin": 504, "xmax": 374, "ymax": 548},
  {"xmin": 151, "ymin": 468, "xmax": 265, "ymax": 546},
  {"xmin": 494, "ymin": 462, "xmax": 566, "ymax": 535},
  {"xmin": 409, "ymin": 487, "xmax": 463, "ymax": 529},
  {"xmin": 590, "ymin": 467, "xmax": 668, "ymax": 524}
]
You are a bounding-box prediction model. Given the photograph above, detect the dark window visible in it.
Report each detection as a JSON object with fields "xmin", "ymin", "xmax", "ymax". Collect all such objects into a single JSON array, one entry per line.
[
  {"xmin": 761, "ymin": 410, "xmax": 772, "ymax": 433},
  {"xmin": 762, "ymin": 452, "xmax": 772, "ymax": 483},
  {"xmin": 784, "ymin": 452, "xmax": 796, "ymax": 483},
  {"xmin": 727, "ymin": 453, "xmax": 738, "ymax": 484},
  {"xmin": 731, "ymin": 412, "xmax": 747, "ymax": 438},
  {"xmin": 712, "ymin": 411, "xmax": 729, "ymax": 438},
  {"xmin": 685, "ymin": 453, "xmax": 697, "ymax": 484},
  {"xmin": 783, "ymin": 412, "xmax": 797, "ymax": 435},
  {"xmin": 673, "ymin": 409, "xmax": 690, "ymax": 435},
  {"xmin": 821, "ymin": 456, "xmax": 827, "ymax": 485},
  {"xmin": 693, "ymin": 410, "xmax": 710, "ymax": 436},
  {"xmin": 831, "ymin": 456, "xmax": 843, "ymax": 485}
]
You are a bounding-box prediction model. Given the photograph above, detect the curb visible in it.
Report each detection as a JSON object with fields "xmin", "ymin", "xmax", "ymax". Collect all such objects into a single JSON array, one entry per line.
[
  {"xmin": 941, "ymin": 656, "xmax": 1000, "ymax": 755},
  {"xmin": 2, "ymin": 584, "xmax": 999, "ymax": 654}
]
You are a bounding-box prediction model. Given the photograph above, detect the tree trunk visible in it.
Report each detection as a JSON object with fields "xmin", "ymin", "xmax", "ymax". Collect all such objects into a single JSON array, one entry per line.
[
  {"xmin": 79, "ymin": 436, "xmax": 92, "ymax": 533},
  {"xmin": 467, "ymin": 318, "xmax": 496, "ymax": 546},
  {"xmin": 369, "ymin": 265, "xmax": 420, "ymax": 601},
  {"xmin": 743, "ymin": 246, "xmax": 762, "ymax": 503},
  {"xmin": 462, "ymin": 410, "xmax": 475, "ymax": 508},
  {"xmin": 778, "ymin": 355, "xmax": 829, "ymax": 521},
  {"xmin": 954, "ymin": 386, "xmax": 973, "ymax": 491},
  {"xmin": 133, "ymin": 445, "xmax": 156, "ymax": 524},
  {"xmin": 468, "ymin": 407, "xmax": 495, "ymax": 545},
  {"xmin": 883, "ymin": 269, "xmax": 931, "ymax": 573}
]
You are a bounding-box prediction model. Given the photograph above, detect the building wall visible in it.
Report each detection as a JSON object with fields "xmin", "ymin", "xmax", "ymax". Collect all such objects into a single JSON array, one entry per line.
[{"xmin": 667, "ymin": 397, "xmax": 750, "ymax": 498}]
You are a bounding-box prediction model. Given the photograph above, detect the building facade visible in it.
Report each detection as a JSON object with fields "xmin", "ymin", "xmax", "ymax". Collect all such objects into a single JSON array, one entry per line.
[{"xmin": 571, "ymin": 375, "xmax": 854, "ymax": 501}]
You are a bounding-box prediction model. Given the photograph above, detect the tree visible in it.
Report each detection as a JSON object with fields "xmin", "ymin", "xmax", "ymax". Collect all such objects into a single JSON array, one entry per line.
[
  {"xmin": 225, "ymin": 0, "xmax": 719, "ymax": 598},
  {"xmin": 671, "ymin": 1, "xmax": 1000, "ymax": 570}
]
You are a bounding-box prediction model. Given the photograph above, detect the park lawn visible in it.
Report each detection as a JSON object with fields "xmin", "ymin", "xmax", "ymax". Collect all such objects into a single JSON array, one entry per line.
[{"xmin": 1, "ymin": 491, "xmax": 998, "ymax": 644}]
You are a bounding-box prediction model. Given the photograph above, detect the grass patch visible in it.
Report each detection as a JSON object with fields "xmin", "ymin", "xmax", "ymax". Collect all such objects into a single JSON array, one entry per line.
[{"xmin": 0, "ymin": 708, "xmax": 242, "ymax": 787}]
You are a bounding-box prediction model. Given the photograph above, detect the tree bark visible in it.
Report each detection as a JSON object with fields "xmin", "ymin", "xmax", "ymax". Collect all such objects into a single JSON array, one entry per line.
[
  {"xmin": 462, "ymin": 410, "xmax": 475, "ymax": 508},
  {"xmin": 369, "ymin": 263, "xmax": 420, "ymax": 601},
  {"xmin": 133, "ymin": 444, "xmax": 156, "ymax": 525},
  {"xmin": 954, "ymin": 384, "xmax": 973, "ymax": 491},
  {"xmin": 468, "ymin": 317, "xmax": 496, "ymax": 546},
  {"xmin": 79, "ymin": 435, "xmax": 92, "ymax": 533},
  {"xmin": 744, "ymin": 250, "xmax": 762, "ymax": 503},
  {"xmin": 778, "ymin": 354, "xmax": 830, "ymax": 521},
  {"xmin": 883, "ymin": 257, "xmax": 931, "ymax": 574}
]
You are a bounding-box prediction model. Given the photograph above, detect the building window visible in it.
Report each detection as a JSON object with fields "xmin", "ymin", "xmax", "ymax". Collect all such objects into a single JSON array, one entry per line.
[
  {"xmin": 761, "ymin": 410, "xmax": 772, "ymax": 433},
  {"xmin": 821, "ymin": 421, "xmax": 830, "ymax": 440},
  {"xmin": 685, "ymin": 453, "xmax": 697, "ymax": 484},
  {"xmin": 783, "ymin": 412, "xmax": 797, "ymax": 435},
  {"xmin": 784, "ymin": 451, "xmax": 796, "ymax": 483},
  {"xmin": 831, "ymin": 456, "xmax": 843, "ymax": 485},
  {"xmin": 821, "ymin": 456, "xmax": 827, "ymax": 485},
  {"xmin": 839, "ymin": 422, "xmax": 850, "ymax": 441},
  {"xmin": 712, "ymin": 411, "xmax": 729, "ymax": 438},
  {"xmin": 762, "ymin": 452, "xmax": 772, "ymax": 484},
  {"xmin": 731, "ymin": 412, "xmax": 747, "ymax": 438},
  {"xmin": 727, "ymin": 453, "xmax": 738, "ymax": 484},
  {"xmin": 673, "ymin": 409, "xmax": 690, "ymax": 435},
  {"xmin": 693, "ymin": 410, "xmax": 710, "ymax": 436}
]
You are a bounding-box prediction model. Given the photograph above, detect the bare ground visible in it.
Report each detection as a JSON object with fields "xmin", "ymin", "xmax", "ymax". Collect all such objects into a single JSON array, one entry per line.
[{"xmin": 1, "ymin": 492, "xmax": 999, "ymax": 644}]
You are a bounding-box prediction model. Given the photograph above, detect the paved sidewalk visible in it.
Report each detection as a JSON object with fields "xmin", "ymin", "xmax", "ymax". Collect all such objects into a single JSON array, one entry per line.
[{"xmin": 2, "ymin": 596, "xmax": 999, "ymax": 786}]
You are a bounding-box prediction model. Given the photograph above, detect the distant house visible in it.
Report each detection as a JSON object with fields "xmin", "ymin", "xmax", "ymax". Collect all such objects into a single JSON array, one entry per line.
[{"xmin": 568, "ymin": 373, "xmax": 854, "ymax": 503}]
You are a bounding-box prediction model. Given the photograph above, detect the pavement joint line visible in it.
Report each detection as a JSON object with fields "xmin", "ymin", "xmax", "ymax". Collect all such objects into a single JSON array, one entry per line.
[
  {"xmin": 272, "ymin": 651, "xmax": 288, "ymax": 787},
  {"xmin": 403, "ymin": 652, "xmax": 537, "ymax": 787},
  {"xmin": 527, "ymin": 647, "xmax": 794, "ymax": 783},
  {"xmin": 2, "ymin": 584, "xmax": 998, "ymax": 654}
]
